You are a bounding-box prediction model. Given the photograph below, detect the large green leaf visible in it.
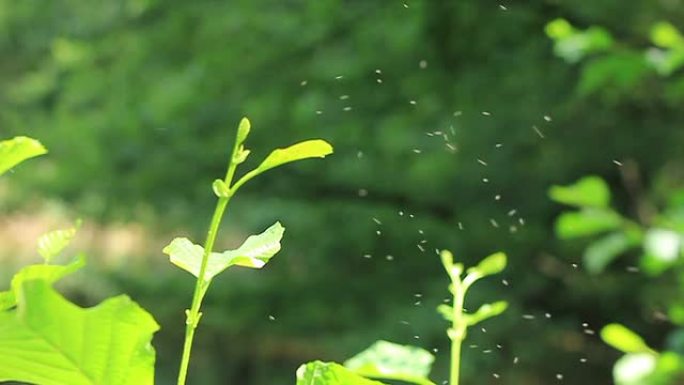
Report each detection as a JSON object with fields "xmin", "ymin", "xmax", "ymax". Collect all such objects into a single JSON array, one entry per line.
[
  {"xmin": 343, "ymin": 341, "xmax": 435, "ymax": 385},
  {"xmin": 549, "ymin": 176, "xmax": 611, "ymax": 208},
  {"xmin": 0, "ymin": 136, "xmax": 47, "ymax": 176},
  {"xmin": 164, "ymin": 222, "xmax": 285, "ymax": 282},
  {"xmin": 254, "ymin": 140, "xmax": 333, "ymax": 175},
  {"xmin": 555, "ymin": 209, "xmax": 623, "ymax": 239},
  {"xmin": 296, "ymin": 361, "xmax": 386, "ymax": 385},
  {"xmin": 0, "ymin": 269, "xmax": 159, "ymax": 385}
]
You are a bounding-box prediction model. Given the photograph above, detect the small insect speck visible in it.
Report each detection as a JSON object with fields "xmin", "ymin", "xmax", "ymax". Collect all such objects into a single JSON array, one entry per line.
[
  {"xmin": 335, "ymin": 75, "xmax": 344, "ymax": 80},
  {"xmin": 502, "ymin": 279, "xmax": 509, "ymax": 286},
  {"xmin": 495, "ymin": 143, "xmax": 503, "ymax": 148},
  {"xmin": 300, "ymin": 80, "xmax": 308, "ymax": 86},
  {"xmin": 376, "ymin": 230, "xmax": 381, "ymax": 235},
  {"xmin": 413, "ymin": 149, "xmax": 422, "ymax": 154},
  {"xmin": 372, "ymin": 217, "xmax": 382, "ymax": 225},
  {"xmin": 579, "ymin": 358, "xmax": 587, "ymax": 363},
  {"xmin": 343, "ymin": 106, "xmax": 352, "ymax": 111},
  {"xmin": 499, "ymin": 4, "xmax": 507, "ymax": 10},
  {"xmin": 532, "ymin": 125, "xmax": 545, "ymax": 138},
  {"xmin": 522, "ymin": 314, "xmax": 536, "ymax": 320},
  {"xmin": 483, "ymin": 177, "xmax": 490, "ymax": 183},
  {"xmin": 358, "ymin": 189, "xmax": 368, "ymax": 197},
  {"xmin": 626, "ymin": 266, "xmax": 640, "ymax": 273},
  {"xmin": 453, "ymin": 111, "xmax": 462, "ymax": 117},
  {"xmin": 376, "ymin": 78, "xmax": 383, "ymax": 84},
  {"xmin": 482, "ymin": 111, "xmax": 491, "ymax": 116},
  {"xmin": 613, "ymin": 159, "xmax": 623, "ymax": 166},
  {"xmin": 490, "ymin": 219, "xmax": 499, "ymax": 228},
  {"xmin": 339, "ymin": 94, "xmax": 349, "ymax": 100},
  {"xmin": 315, "ymin": 110, "xmax": 323, "ymax": 115},
  {"xmin": 477, "ymin": 159, "xmax": 488, "ymax": 166},
  {"xmin": 363, "ymin": 254, "xmax": 372, "ymax": 259},
  {"xmin": 268, "ymin": 315, "xmax": 276, "ymax": 321},
  {"xmin": 556, "ymin": 374, "xmax": 563, "ymax": 380},
  {"xmin": 544, "ymin": 115, "xmax": 552, "ymax": 122},
  {"xmin": 375, "ymin": 69, "xmax": 382, "ymax": 74},
  {"xmin": 514, "ymin": 357, "xmax": 519, "ymax": 364},
  {"xmin": 357, "ymin": 151, "xmax": 364, "ymax": 158},
  {"xmin": 493, "ymin": 373, "xmax": 500, "ymax": 379},
  {"xmin": 386, "ymin": 255, "xmax": 394, "ymax": 261},
  {"xmin": 495, "ymin": 194, "xmax": 501, "ymax": 200},
  {"xmin": 419, "ymin": 60, "xmax": 428, "ymax": 69},
  {"xmin": 410, "ymin": 100, "xmax": 417, "ymax": 105}
]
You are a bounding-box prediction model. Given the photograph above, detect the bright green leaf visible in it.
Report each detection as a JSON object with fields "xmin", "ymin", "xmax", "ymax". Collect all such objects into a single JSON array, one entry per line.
[
  {"xmin": 296, "ymin": 361, "xmax": 386, "ymax": 385},
  {"xmin": 37, "ymin": 221, "xmax": 81, "ymax": 263},
  {"xmin": 468, "ymin": 252, "xmax": 507, "ymax": 277},
  {"xmin": 583, "ymin": 231, "xmax": 639, "ymax": 274},
  {"xmin": 555, "ymin": 209, "xmax": 623, "ymax": 239},
  {"xmin": 236, "ymin": 117, "xmax": 251, "ymax": 146},
  {"xmin": 0, "ymin": 136, "xmax": 47, "ymax": 176},
  {"xmin": 549, "ymin": 176, "xmax": 611, "ymax": 208},
  {"xmin": 344, "ymin": 340, "xmax": 435, "ymax": 385},
  {"xmin": 437, "ymin": 304, "xmax": 453, "ymax": 322},
  {"xmin": 545, "ymin": 19, "xmax": 575, "ymax": 39},
  {"xmin": 255, "ymin": 140, "xmax": 333, "ymax": 174},
  {"xmin": 1, "ymin": 256, "xmax": 85, "ymax": 311},
  {"xmin": 651, "ymin": 22, "xmax": 684, "ymax": 49},
  {"xmin": 465, "ymin": 301, "xmax": 508, "ymax": 326},
  {"xmin": 164, "ymin": 222, "xmax": 285, "ymax": 282},
  {"xmin": 601, "ymin": 323, "xmax": 654, "ymax": 354},
  {"xmin": 0, "ymin": 275, "xmax": 158, "ymax": 385},
  {"xmin": 212, "ymin": 179, "xmax": 230, "ymax": 198}
]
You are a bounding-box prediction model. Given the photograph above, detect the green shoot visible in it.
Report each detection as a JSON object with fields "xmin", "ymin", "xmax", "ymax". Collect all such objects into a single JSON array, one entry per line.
[
  {"xmin": 165, "ymin": 118, "xmax": 333, "ymax": 385},
  {"xmin": 438, "ymin": 250, "xmax": 508, "ymax": 385}
]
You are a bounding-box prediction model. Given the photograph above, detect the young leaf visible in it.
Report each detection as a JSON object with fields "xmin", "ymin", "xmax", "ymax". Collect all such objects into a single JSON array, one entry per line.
[
  {"xmin": 236, "ymin": 117, "xmax": 251, "ymax": 146},
  {"xmin": 212, "ymin": 179, "xmax": 230, "ymax": 198},
  {"xmin": 164, "ymin": 222, "xmax": 285, "ymax": 282},
  {"xmin": 0, "ymin": 136, "xmax": 47, "ymax": 176},
  {"xmin": 37, "ymin": 221, "xmax": 81, "ymax": 263},
  {"xmin": 344, "ymin": 340, "xmax": 436, "ymax": 385},
  {"xmin": 465, "ymin": 301, "xmax": 508, "ymax": 326},
  {"xmin": 0, "ymin": 276, "xmax": 159, "ymax": 385},
  {"xmin": 583, "ymin": 231, "xmax": 641, "ymax": 274},
  {"xmin": 555, "ymin": 209, "xmax": 623, "ymax": 239},
  {"xmin": 468, "ymin": 252, "xmax": 507, "ymax": 277},
  {"xmin": 255, "ymin": 140, "xmax": 333, "ymax": 174},
  {"xmin": 601, "ymin": 323, "xmax": 655, "ymax": 354},
  {"xmin": 437, "ymin": 304, "xmax": 453, "ymax": 322},
  {"xmin": 296, "ymin": 361, "xmax": 387, "ymax": 385},
  {"xmin": 549, "ymin": 176, "xmax": 611, "ymax": 208}
]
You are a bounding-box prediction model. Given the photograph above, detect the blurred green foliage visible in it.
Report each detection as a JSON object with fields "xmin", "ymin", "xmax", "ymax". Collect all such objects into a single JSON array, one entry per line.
[{"xmin": 3, "ymin": 1, "xmax": 684, "ymax": 384}]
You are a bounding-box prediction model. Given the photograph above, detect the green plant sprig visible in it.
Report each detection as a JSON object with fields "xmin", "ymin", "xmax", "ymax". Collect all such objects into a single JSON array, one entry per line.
[
  {"xmin": 166, "ymin": 118, "xmax": 333, "ymax": 385},
  {"xmin": 438, "ymin": 250, "xmax": 508, "ymax": 385}
]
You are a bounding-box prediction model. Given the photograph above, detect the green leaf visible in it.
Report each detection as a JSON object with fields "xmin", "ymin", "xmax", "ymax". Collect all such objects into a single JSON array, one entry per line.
[
  {"xmin": 0, "ymin": 136, "xmax": 47, "ymax": 176},
  {"xmin": 0, "ymin": 256, "xmax": 85, "ymax": 311},
  {"xmin": 212, "ymin": 179, "xmax": 230, "ymax": 198},
  {"xmin": 236, "ymin": 117, "xmax": 251, "ymax": 146},
  {"xmin": 545, "ymin": 19, "xmax": 575, "ymax": 39},
  {"xmin": 601, "ymin": 323, "xmax": 654, "ymax": 354},
  {"xmin": 0, "ymin": 272, "xmax": 158, "ymax": 385},
  {"xmin": 465, "ymin": 301, "xmax": 508, "ymax": 326},
  {"xmin": 555, "ymin": 208, "xmax": 623, "ymax": 239},
  {"xmin": 255, "ymin": 140, "xmax": 333, "ymax": 174},
  {"xmin": 549, "ymin": 176, "xmax": 611, "ymax": 208},
  {"xmin": 613, "ymin": 353, "xmax": 658, "ymax": 385},
  {"xmin": 296, "ymin": 361, "xmax": 387, "ymax": 385},
  {"xmin": 437, "ymin": 304, "xmax": 453, "ymax": 322},
  {"xmin": 344, "ymin": 341, "xmax": 435, "ymax": 385},
  {"xmin": 651, "ymin": 22, "xmax": 684, "ymax": 49},
  {"xmin": 468, "ymin": 252, "xmax": 507, "ymax": 277},
  {"xmin": 583, "ymin": 231, "xmax": 639, "ymax": 274},
  {"xmin": 37, "ymin": 221, "xmax": 81, "ymax": 263},
  {"xmin": 164, "ymin": 222, "xmax": 285, "ymax": 282}
]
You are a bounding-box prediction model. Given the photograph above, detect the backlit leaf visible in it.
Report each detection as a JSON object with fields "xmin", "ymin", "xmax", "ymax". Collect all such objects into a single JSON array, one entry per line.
[
  {"xmin": 601, "ymin": 323, "xmax": 653, "ymax": 354},
  {"xmin": 37, "ymin": 221, "xmax": 81, "ymax": 263},
  {"xmin": 468, "ymin": 252, "xmax": 507, "ymax": 277},
  {"xmin": 344, "ymin": 341, "xmax": 435, "ymax": 385},
  {"xmin": 296, "ymin": 361, "xmax": 386, "ymax": 385},
  {"xmin": 255, "ymin": 140, "xmax": 333, "ymax": 174},
  {"xmin": 0, "ymin": 136, "xmax": 47, "ymax": 176},
  {"xmin": 555, "ymin": 209, "xmax": 623, "ymax": 239},
  {"xmin": 549, "ymin": 176, "xmax": 611, "ymax": 208},
  {"xmin": 465, "ymin": 301, "xmax": 508, "ymax": 326},
  {"xmin": 164, "ymin": 222, "xmax": 285, "ymax": 282}
]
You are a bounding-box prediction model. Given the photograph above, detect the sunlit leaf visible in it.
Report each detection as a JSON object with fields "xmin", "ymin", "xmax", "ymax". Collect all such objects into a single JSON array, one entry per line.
[
  {"xmin": 296, "ymin": 361, "xmax": 386, "ymax": 385},
  {"xmin": 549, "ymin": 176, "xmax": 611, "ymax": 208},
  {"xmin": 651, "ymin": 22, "xmax": 684, "ymax": 49},
  {"xmin": 344, "ymin": 341, "xmax": 435, "ymax": 385},
  {"xmin": 583, "ymin": 231, "xmax": 640, "ymax": 274},
  {"xmin": 0, "ymin": 256, "xmax": 85, "ymax": 311},
  {"xmin": 613, "ymin": 353, "xmax": 657, "ymax": 385},
  {"xmin": 236, "ymin": 117, "xmax": 251, "ymax": 146},
  {"xmin": 465, "ymin": 301, "xmax": 508, "ymax": 326},
  {"xmin": 255, "ymin": 140, "xmax": 333, "ymax": 174},
  {"xmin": 437, "ymin": 304, "xmax": 453, "ymax": 322},
  {"xmin": 0, "ymin": 265, "xmax": 158, "ymax": 385},
  {"xmin": 545, "ymin": 19, "xmax": 575, "ymax": 39},
  {"xmin": 555, "ymin": 209, "xmax": 623, "ymax": 239},
  {"xmin": 37, "ymin": 221, "xmax": 81, "ymax": 264},
  {"xmin": 601, "ymin": 323, "xmax": 654, "ymax": 354},
  {"xmin": 164, "ymin": 222, "xmax": 285, "ymax": 282},
  {"xmin": 468, "ymin": 252, "xmax": 507, "ymax": 277},
  {"xmin": 212, "ymin": 179, "xmax": 230, "ymax": 198},
  {"xmin": 0, "ymin": 136, "xmax": 47, "ymax": 176}
]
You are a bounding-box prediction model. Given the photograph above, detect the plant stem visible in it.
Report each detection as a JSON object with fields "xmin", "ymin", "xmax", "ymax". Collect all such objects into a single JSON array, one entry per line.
[
  {"xmin": 176, "ymin": 132, "xmax": 243, "ymax": 385},
  {"xmin": 450, "ymin": 281, "xmax": 465, "ymax": 385}
]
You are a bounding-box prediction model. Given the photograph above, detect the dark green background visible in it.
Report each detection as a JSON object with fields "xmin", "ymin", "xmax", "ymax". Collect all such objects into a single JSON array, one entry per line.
[{"xmin": 2, "ymin": 1, "xmax": 684, "ymax": 384}]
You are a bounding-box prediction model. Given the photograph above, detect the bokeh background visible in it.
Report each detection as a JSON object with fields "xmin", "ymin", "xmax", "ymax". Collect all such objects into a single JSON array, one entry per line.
[{"xmin": 2, "ymin": 0, "xmax": 684, "ymax": 384}]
